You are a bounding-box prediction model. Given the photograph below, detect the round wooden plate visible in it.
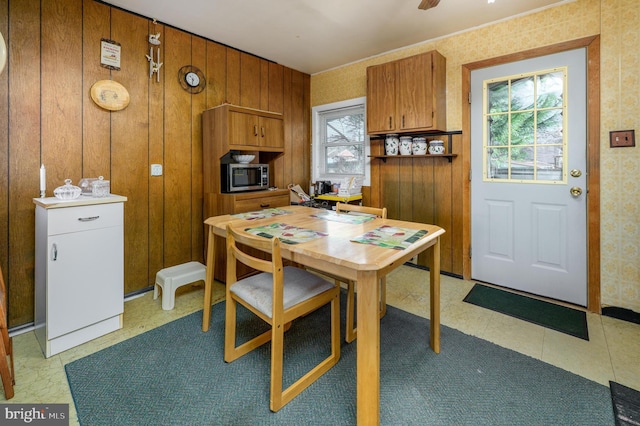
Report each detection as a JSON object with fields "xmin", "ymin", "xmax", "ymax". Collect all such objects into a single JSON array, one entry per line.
[{"xmin": 90, "ymin": 80, "xmax": 130, "ymax": 111}]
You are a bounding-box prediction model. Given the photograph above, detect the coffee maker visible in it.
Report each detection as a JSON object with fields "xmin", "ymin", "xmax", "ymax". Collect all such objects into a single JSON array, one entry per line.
[{"xmin": 314, "ymin": 181, "xmax": 332, "ymax": 195}]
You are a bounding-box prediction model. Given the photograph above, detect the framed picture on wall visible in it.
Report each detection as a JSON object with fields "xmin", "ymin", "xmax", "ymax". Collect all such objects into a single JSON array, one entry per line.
[{"xmin": 100, "ymin": 38, "xmax": 121, "ymax": 70}]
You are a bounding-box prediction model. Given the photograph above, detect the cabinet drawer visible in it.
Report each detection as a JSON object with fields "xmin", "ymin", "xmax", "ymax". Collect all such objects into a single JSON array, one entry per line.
[
  {"xmin": 234, "ymin": 194, "xmax": 289, "ymax": 213},
  {"xmin": 47, "ymin": 202, "xmax": 124, "ymax": 235}
]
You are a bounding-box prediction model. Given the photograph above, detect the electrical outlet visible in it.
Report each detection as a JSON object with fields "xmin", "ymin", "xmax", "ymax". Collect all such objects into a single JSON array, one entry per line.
[
  {"xmin": 609, "ymin": 130, "xmax": 635, "ymax": 148},
  {"xmin": 151, "ymin": 164, "xmax": 163, "ymax": 176}
]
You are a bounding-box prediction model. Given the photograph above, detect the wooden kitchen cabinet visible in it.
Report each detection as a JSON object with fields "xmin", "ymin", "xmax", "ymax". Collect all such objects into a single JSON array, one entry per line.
[
  {"xmin": 33, "ymin": 195, "xmax": 127, "ymax": 357},
  {"xmin": 203, "ymin": 104, "xmax": 288, "ymax": 281},
  {"xmin": 228, "ymin": 109, "xmax": 284, "ymax": 149},
  {"xmin": 366, "ymin": 50, "xmax": 447, "ymax": 135}
]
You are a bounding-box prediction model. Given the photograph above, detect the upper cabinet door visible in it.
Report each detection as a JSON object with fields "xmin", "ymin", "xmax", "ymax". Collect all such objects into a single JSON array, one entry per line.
[
  {"xmin": 366, "ymin": 50, "xmax": 447, "ymax": 135},
  {"xmin": 229, "ymin": 110, "xmax": 260, "ymax": 146},
  {"xmin": 397, "ymin": 53, "xmax": 433, "ymax": 131},
  {"xmin": 259, "ymin": 116, "xmax": 284, "ymax": 149},
  {"xmin": 366, "ymin": 62, "xmax": 396, "ymax": 134}
]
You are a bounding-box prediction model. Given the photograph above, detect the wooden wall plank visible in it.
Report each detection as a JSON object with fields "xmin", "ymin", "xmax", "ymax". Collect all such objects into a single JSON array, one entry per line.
[
  {"xmin": 268, "ymin": 62, "xmax": 284, "ymax": 114},
  {"xmin": 260, "ymin": 60, "xmax": 269, "ymax": 111},
  {"xmin": 412, "ymin": 161, "xmax": 434, "ymax": 225},
  {"xmin": 8, "ymin": 0, "xmax": 42, "ymax": 325},
  {"xmin": 163, "ymin": 27, "xmax": 193, "ymax": 267},
  {"xmin": 434, "ymin": 158, "xmax": 453, "ymax": 272},
  {"xmin": 382, "ymin": 163, "xmax": 400, "ymax": 219},
  {"xmin": 302, "ymin": 73, "xmax": 311, "ymax": 187},
  {"xmin": 0, "ymin": 0, "xmax": 8, "ymax": 292},
  {"xmin": 41, "ymin": 0, "xmax": 83, "ymax": 183},
  {"xmin": 148, "ymin": 20, "xmax": 165, "ymax": 284},
  {"xmin": 398, "ymin": 157, "xmax": 413, "ymax": 221},
  {"xmin": 191, "ymin": 36, "xmax": 207, "ymax": 262},
  {"xmin": 111, "ymin": 9, "xmax": 151, "ymax": 293},
  {"xmin": 205, "ymin": 41, "xmax": 226, "ymax": 109},
  {"xmin": 277, "ymin": 68, "xmax": 291, "ymax": 189},
  {"xmin": 290, "ymin": 69, "xmax": 305, "ymax": 186},
  {"xmin": 82, "ymin": 0, "xmax": 111, "ymax": 177},
  {"xmin": 226, "ymin": 49, "xmax": 240, "ymax": 105},
  {"xmin": 240, "ymin": 52, "xmax": 260, "ymax": 110}
]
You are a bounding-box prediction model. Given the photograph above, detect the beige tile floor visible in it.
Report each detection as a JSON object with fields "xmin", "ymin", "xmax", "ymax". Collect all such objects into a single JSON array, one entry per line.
[{"xmin": 3, "ymin": 266, "xmax": 639, "ymax": 425}]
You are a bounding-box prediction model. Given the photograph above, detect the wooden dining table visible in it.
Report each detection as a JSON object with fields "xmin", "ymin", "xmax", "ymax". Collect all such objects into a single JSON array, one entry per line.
[{"xmin": 201, "ymin": 205, "xmax": 445, "ymax": 425}]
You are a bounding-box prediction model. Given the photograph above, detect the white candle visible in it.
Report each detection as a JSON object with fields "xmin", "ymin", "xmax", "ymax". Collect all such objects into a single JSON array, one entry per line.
[{"xmin": 40, "ymin": 164, "xmax": 46, "ymax": 193}]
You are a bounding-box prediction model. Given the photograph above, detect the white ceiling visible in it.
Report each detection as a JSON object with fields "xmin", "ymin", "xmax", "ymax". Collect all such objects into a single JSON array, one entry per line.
[{"xmin": 102, "ymin": 0, "xmax": 571, "ymax": 75}]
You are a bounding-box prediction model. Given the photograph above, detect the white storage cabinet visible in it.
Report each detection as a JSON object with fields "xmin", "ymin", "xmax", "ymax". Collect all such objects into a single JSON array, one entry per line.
[{"xmin": 33, "ymin": 195, "xmax": 127, "ymax": 357}]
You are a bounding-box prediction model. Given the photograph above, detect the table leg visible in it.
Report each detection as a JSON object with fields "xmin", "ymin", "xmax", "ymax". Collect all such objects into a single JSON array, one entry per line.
[
  {"xmin": 356, "ymin": 270, "xmax": 380, "ymax": 425},
  {"xmin": 430, "ymin": 237, "xmax": 441, "ymax": 353},
  {"xmin": 202, "ymin": 226, "xmax": 216, "ymax": 332}
]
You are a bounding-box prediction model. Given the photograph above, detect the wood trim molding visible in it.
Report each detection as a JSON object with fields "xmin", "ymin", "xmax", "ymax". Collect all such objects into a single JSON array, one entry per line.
[{"xmin": 461, "ymin": 35, "xmax": 601, "ymax": 313}]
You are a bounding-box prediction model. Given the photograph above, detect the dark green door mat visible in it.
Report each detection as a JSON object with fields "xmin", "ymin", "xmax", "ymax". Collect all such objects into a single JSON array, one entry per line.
[
  {"xmin": 610, "ymin": 381, "xmax": 640, "ymax": 425},
  {"xmin": 464, "ymin": 284, "xmax": 588, "ymax": 340}
]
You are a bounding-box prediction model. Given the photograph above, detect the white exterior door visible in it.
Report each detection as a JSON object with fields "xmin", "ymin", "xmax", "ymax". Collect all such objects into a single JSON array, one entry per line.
[{"xmin": 471, "ymin": 48, "xmax": 587, "ymax": 306}]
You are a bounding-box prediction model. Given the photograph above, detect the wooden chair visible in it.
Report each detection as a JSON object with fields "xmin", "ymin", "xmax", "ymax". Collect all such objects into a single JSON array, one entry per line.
[
  {"xmin": 0, "ymin": 264, "xmax": 14, "ymax": 399},
  {"xmin": 224, "ymin": 224, "xmax": 340, "ymax": 412},
  {"xmin": 335, "ymin": 202, "xmax": 388, "ymax": 343}
]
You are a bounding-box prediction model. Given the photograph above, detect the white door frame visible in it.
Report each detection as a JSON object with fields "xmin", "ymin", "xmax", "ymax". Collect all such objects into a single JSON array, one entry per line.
[{"xmin": 460, "ymin": 35, "xmax": 601, "ymax": 313}]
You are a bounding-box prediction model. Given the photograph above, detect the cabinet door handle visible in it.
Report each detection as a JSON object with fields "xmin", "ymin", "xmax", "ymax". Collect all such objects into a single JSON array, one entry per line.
[
  {"xmin": 261, "ymin": 126, "xmax": 265, "ymax": 137},
  {"xmin": 78, "ymin": 216, "xmax": 99, "ymax": 222},
  {"xmin": 253, "ymin": 125, "xmax": 258, "ymax": 136},
  {"xmin": 51, "ymin": 243, "xmax": 57, "ymax": 261},
  {"xmin": 260, "ymin": 203, "xmax": 270, "ymax": 208},
  {"xmin": 402, "ymin": 115, "xmax": 405, "ymax": 128},
  {"xmin": 389, "ymin": 117, "xmax": 392, "ymax": 129}
]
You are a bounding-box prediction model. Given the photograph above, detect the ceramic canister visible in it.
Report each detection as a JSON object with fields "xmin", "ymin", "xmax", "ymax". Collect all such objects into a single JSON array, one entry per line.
[
  {"xmin": 399, "ymin": 136, "xmax": 413, "ymax": 155},
  {"xmin": 428, "ymin": 140, "xmax": 445, "ymax": 154},
  {"xmin": 385, "ymin": 134, "xmax": 399, "ymax": 155},
  {"xmin": 412, "ymin": 137, "xmax": 427, "ymax": 155}
]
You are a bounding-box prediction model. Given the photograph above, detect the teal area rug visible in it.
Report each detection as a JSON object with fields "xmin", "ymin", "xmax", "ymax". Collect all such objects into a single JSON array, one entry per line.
[
  {"xmin": 464, "ymin": 283, "xmax": 589, "ymax": 340},
  {"xmin": 65, "ymin": 297, "xmax": 612, "ymax": 425}
]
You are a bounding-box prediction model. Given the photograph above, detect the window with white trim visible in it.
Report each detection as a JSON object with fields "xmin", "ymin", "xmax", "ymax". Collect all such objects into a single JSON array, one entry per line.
[{"xmin": 312, "ymin": 97, "xmax": 370, "ymax": 188}]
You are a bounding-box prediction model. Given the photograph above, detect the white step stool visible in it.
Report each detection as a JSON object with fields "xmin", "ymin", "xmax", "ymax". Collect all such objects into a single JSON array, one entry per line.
[{"xmin": 154, "ymin": 261, "xmax": 206, "ymax": 310}]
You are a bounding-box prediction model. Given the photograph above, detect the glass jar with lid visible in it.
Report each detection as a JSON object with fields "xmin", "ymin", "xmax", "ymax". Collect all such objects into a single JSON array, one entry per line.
[
  {"xmin": 53, "ymin": 179, "xmax": 82, "ymax": 200},
  {"xmin": 91, "ymin": 176, "xmax": 110, "ymax": 198}
]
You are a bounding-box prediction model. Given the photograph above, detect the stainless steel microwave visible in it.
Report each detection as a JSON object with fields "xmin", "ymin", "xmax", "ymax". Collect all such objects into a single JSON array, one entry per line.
[{"xmin": 221, "ymin": 163, "xmax": 269, "ymax": 193}]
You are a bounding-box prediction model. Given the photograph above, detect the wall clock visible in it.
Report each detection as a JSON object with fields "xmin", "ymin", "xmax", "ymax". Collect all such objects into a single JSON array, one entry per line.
[{"xmin": 178, "ymin": 65, "xmax": 206, "ymax": 94}]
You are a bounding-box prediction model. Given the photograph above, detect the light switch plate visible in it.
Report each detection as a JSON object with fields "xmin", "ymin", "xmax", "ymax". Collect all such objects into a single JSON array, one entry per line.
[
  {"xmin": 609, "ymin": 130, "xmax": 635, "ymax": 148},
  {"xmin": 151, "ymin": 164, "xmax": 163, "ymax": 176}
]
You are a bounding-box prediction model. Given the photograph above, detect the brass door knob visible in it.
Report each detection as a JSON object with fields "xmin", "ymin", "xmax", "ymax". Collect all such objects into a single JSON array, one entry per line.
[
  {"xmin": 570, "ymin": 169, "xmax": 582, "ymax": 178},
  {"xmin": 570, "ymin": 186, "xmax": 583, "ymax": 197}
]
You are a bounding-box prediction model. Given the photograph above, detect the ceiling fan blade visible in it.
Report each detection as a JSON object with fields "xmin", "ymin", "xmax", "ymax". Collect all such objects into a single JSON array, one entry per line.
[{"xmin": 418, "ymin": 0, "xmax": 441, "ymax": 10}]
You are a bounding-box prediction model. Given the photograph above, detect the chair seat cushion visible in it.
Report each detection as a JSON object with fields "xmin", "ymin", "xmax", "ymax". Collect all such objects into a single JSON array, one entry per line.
[{"xmin": 230, "ymin": 266, "xmax": 334, "ymax": 318}]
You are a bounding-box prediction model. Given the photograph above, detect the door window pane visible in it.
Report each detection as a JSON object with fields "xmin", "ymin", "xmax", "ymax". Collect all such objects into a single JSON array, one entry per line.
[{"xmin": 482, "ymin": 67, "xmax": 567, "ymax": 183}]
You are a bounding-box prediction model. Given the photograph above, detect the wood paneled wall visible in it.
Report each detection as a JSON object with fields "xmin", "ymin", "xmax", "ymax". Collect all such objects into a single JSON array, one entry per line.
[
  {"xmin": 0, "ymin": 0, "xmax": 310, "ymax": 327},
  {"xmin": 368, "ymin": 134, "xmax": 465, "ymax": 276}
]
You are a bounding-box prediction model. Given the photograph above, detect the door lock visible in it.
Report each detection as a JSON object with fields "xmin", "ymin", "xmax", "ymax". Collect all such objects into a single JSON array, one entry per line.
[
  {"xmin": 570, "ymin": 169, "xmax": 582, "ymax": 178},
  {"xmin": 570, "ymin": 186, "xmax": 583, "ymax": 197}
]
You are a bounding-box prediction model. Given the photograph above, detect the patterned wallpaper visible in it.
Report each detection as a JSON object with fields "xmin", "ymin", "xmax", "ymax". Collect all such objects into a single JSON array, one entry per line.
[{"xmin": 311, "ymin": 0, "xmax": 640, "ymax": 312}]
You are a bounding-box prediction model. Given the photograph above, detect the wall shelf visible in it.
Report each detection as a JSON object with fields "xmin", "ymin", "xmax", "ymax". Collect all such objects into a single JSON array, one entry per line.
[
  {"xmin": 370, "ymin": 153, "xmax": 458, "ymax": 163},
  {"xmin": 369, "ymin": 130, "xmax": 462, "ymax": 163}
]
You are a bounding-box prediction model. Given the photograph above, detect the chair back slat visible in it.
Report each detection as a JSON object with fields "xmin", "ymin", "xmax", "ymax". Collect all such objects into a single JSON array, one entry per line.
[{"xmin": 335, "ymin": 202, "xmax": 387, "ymax": 219}]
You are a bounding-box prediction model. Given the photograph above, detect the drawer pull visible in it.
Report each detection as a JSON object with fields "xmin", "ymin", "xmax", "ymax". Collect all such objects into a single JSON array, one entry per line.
[
  {"xmin": 78, "ymin": 216, "xmax": 100, "ymax": 222},
  {"xmin": 51, "ymin": 243, "xmax": 57, "ymax": 261},
  {"xmin": 260, "ymin": 203, "xmax": 270, "ymax": 208}
]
